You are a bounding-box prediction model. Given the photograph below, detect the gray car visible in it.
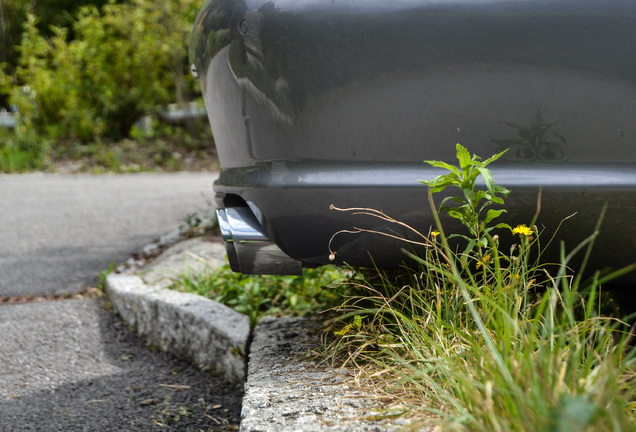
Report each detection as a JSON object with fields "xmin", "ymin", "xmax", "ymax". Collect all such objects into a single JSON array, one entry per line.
[{"xmin": 190, "ymin": 0, "xmax": 636, "ymax": 282}]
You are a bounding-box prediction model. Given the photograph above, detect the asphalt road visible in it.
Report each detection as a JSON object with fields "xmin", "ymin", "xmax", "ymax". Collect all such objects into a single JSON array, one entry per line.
[
  {"xmin": 0, "ymin": 172, "xmax": 244, "ymax": 431},
  {"xmin": 0, "ymin": 172, "xmax": 216, "ymax": 297}
]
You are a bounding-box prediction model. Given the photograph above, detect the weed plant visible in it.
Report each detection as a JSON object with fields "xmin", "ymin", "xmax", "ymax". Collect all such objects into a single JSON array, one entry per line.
[
  {"xmin": 173, "ymin": 264, "xmax": 349, "ymax": 328},
  {"xmin": 326, "ymin": 144, "xmax": 636, "ymax": 431}
]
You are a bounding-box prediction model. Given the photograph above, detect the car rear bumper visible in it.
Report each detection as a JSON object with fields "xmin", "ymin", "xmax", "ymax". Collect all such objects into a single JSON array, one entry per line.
[{"xmin": 215, "ymin": 160, "xmax": 636, "ymax": 280}]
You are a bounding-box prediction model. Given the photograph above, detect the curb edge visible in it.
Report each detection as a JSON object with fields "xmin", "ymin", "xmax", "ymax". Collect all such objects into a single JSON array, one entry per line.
[{"xmin": 105, "ymin": 273, "xmax": 250, "ymax": 383}]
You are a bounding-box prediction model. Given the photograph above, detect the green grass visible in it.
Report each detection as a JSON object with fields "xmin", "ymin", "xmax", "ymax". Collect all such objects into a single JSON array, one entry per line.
[
  {"xmin": 322, "ymin": 145, "xmax": 636, "ymax": 431},
  {"xmin": 172, "ymin": 264, "xmax": 349, "ymax": 328},
  {"xmin": 325, "ymin": 240, "xmax": 636, "ymax": 431}
]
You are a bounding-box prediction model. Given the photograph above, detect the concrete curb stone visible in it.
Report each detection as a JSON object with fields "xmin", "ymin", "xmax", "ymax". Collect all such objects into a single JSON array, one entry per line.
[
  {"xmin": 106, "ymin": 234, "xmax": 414, "ymax": 430},
  {"xmin": 105, "ymin": 273, "xmax": 249, "ymax": 383},
  {"xmin": 242, "ymin": 316, "xmax": 403, "ymax": 432}
]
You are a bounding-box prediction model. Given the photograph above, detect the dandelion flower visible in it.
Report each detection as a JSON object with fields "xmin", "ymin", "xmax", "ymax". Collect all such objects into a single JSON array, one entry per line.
[{"xmin": 512, "ymin": 224, "xmax": 533, "ymax": 236}]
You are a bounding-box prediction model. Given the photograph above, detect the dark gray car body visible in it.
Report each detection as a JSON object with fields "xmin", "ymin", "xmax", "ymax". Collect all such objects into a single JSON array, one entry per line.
[{"xmin": 191, "ymin": 0, "xmax": 636, "ymax": 280}]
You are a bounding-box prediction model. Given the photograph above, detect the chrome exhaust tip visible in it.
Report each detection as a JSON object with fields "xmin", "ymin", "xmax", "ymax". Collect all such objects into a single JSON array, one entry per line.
[{"xmin": 216, "ymin": 207, "xmax": 302, "ymax": 275}]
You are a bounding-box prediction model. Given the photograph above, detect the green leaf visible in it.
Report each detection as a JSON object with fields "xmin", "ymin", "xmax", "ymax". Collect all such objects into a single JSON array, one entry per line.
[
  {"xmin": 482, "ymin": 148, "xmax": 509, "ymax": 166},
  {"xmin": 462, "ymin": 238, "xmax": 477, "ymax": 256},
  {"xmin": 478, "ymin": 200, "xmax": 494, "ymax": 215},
  {"xmin": 423, "ymin": 160, "xmax": 462, "ymax": 177},
  {"xmin": 420, "ymin": 174, "xmax": 457, "ymax": 192},
  {"xmin": 484, "ymin": 209, "xmax": 505, "ymax": 225},
  {"xmin": 456, "ymin": 143, "xmax": 472, "ymax": 171},
  {"xmin": 447, "ymin": 210, "xmax": 464, "ymax": 220},
  {"xmin": 491, "ymin": 222, "xmax": 511, "ymax": 230},
  {"xmin": 474, "ymin": 189, "xmax": 487, "ymax": 203},
  {"xmin": 494, "ymin": 185, "xmax": 511, "ymax": 197},
  {"xmin": 427, "ymin": 184, "xmax": 454, "ymax": 194},
  {"xmin": 477, "ymin": 167, "xmax": 495, "ymax": 195},
  {"xmin": 440, "ymin": 196, "xmax": 465, "ymax": 208},
  {"xmin": 353, "ymin": 314, "xmax": 366, "ymax": 331},
  {"xmin": 447, "ymin": 233, "xmax": 472, "ymax": 241}
]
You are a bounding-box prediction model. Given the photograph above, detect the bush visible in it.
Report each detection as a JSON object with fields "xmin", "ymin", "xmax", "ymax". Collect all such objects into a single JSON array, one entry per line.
[
  {"xmin": 0, "ymin": 127, "xmax": 49, "ymax": 172},
  {"xmin": 5, "ymin": 0, "xmax": 201, "ymax": 142}
]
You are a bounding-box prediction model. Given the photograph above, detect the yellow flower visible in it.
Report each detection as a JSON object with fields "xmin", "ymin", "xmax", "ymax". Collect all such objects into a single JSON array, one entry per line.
[
  {"xmin": 431, "ymin": 230, "xmax": 440, "ymax": 238},
  {"xmin": 512, "ymin": 224, "xmax": 533, "ymax": 236},
  {"xmin": 475, "ymin": 253, "xmax": 491, "ymax": 269}
]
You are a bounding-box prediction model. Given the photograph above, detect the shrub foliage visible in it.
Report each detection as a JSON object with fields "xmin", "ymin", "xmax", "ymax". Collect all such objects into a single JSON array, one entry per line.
[{"xmin": 2, "ymin": 0, "xmax": 201, "ymax": 142}]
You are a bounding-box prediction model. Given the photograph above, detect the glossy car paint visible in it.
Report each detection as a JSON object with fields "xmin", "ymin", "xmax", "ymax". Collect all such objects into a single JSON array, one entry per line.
[{"xmin": 191, "ymin": 0, "xmax": 636, "ymax": 279}]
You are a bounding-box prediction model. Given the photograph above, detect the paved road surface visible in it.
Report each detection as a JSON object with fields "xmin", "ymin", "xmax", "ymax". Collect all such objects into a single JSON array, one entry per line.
[
  {"xmin": 0, "ymin": 172, "xmax": 244, "ymax": 431},
  {"xmin": 0, "ymin": 172, "xmax": 216, "ymax": 296}
]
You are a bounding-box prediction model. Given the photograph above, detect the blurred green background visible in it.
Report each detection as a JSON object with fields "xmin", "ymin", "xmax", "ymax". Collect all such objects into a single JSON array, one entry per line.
[{"xmin": 0, "ymin": 0, "xmax": 215, "ymax": 173}]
